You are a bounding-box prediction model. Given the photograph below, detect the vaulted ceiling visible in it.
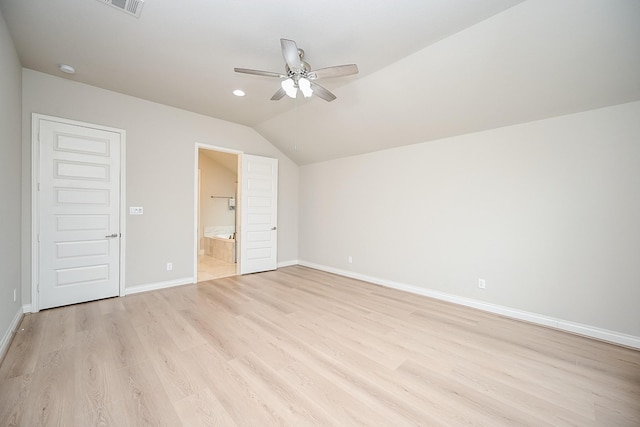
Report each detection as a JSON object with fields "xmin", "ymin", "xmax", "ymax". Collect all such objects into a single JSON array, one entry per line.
[{"xmin": 1, "ymin": 0, "xmax": 639, "ymax": 164}]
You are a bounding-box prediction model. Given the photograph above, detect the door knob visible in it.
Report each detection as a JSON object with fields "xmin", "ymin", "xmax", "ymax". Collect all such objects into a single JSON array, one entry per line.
[
  {"xmin": 271, "ymin": 226, "xmax": 277, "ymax": 231},
  {"xmin": 105, "ymin": 233, "xmax": 119, "ymax": 238}
]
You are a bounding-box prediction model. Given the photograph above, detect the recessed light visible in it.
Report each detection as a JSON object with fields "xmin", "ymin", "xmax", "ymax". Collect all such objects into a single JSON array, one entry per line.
[
  {"xmin": 59, "ymin": 64, "xmax": 76, "ymax": 74},
  {"xmin": 233, "ymin": 89, "xmax": 245, "ymax": 97}
]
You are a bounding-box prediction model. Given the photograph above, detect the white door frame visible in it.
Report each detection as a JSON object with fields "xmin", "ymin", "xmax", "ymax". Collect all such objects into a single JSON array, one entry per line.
[
  {"xmin": 193, "ymin": 143, "xmax": 243, "ymax": 280},
  {"xmin": 31, "ymin": 113, "xmax": 127, "ymax": 312}
]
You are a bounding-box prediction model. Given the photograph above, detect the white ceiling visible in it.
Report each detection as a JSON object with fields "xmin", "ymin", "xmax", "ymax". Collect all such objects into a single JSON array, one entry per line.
[{"xmin": 1, "ymin": 0, "xmax": 639, "ymax": 164}]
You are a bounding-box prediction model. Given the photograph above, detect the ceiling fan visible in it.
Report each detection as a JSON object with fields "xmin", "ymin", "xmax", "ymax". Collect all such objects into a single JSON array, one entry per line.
[{"xmin": 234, "ymin": 38, "xmax": 358, "ymax": 102}]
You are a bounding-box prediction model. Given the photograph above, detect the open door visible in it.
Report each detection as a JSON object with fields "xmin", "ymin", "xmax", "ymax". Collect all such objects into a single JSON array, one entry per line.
[{"xmin": 240, "ymin": 154, "xmax": 278, "ymax": 274}]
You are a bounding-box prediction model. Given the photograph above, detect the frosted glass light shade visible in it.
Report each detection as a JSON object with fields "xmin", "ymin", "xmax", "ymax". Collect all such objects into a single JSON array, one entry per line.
[
  {"xmin": 281, "ymin": 78, "xmax": 297, "ymax": 98},
  {"xmin": 299, "ymin": 77, "xmax": 313, "ymax": 98}
]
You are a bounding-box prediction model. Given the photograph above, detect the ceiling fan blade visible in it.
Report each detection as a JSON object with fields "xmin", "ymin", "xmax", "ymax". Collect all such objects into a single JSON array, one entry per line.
[
  {"xmin": 310, "ymin": 82, "xmax": 337, "ymax": 102},
  {"xmin": 270, "ymin": 87, "xmax": 286, "ymax": 101},
  {"xmin": 234, "ymin": 68, "xmax": 285, "ymax": 78},
  {"xmin": 309, "ymin": 64, "xmax": 359, "ymax": 80},
  {"xmin": 281, "ymin": 38, "xmax": 302, "ymax": 72}
]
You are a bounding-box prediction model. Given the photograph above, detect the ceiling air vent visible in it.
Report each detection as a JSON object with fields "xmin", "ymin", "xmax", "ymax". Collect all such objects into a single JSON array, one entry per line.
[{"xmin": 98, "ymin": 0, "xmax": 144, "ymax": 18}]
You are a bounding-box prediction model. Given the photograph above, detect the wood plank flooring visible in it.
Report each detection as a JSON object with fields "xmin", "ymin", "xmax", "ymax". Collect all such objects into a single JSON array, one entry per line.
[{"xmin": 1, "ymin": 265, "xmax": 639, "ymax": 426}]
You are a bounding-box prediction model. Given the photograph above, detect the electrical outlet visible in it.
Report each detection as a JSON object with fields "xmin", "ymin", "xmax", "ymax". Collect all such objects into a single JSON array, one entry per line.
[
  {"xmin": 348, "ymin": 256, "xmax": 353, "ymax": 264},
  {"xmin": 129, "ymin": 206, "xmax": 144, "ymax": 215},
  {"xmin": 166, "ymin": 262, "xmax": 173, "ymax": 271},
  {"xmin": 478, "ymin": 279, "xmax": 486, "ymax": 289}
]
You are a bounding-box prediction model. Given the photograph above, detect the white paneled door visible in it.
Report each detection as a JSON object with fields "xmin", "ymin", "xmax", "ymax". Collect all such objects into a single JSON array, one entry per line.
[
  {"xmin": 240, "ymin": 154, "xmax": 278, "ymax": 274},
  {"xmin": 37, "ymin": 116, "xmax": 123, "ymax": 310}
]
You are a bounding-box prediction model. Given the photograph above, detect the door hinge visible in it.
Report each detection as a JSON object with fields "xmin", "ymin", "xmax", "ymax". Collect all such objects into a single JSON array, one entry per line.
[
  {"xmin": 37, "ymin": 233, "xmax": 40, "ymax": 243},
  {"xmin": 37, "ymin": 182, "xmax": 40, "ymax": 191}
]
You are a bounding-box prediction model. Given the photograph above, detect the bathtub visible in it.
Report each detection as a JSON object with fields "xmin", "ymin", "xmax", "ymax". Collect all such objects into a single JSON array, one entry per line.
[
  {"xmin": 211, "ymin": 233, "xmax": 234, "ymax": 240},
  {"xmin": 204, "ymin": 232, "xmax": 236, "ymax": 263}
]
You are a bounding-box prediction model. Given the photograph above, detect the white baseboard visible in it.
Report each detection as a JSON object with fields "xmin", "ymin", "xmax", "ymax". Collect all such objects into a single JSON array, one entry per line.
[
  {"xmin": 22, "ymin": 304, "xmax": 33, "ymax": 314},
  {"xmin": 124, "ymin": 262, "xmax": 299, "ymax": 295},
  {"xmin": 297, "ymin": 260, "xmax": 640, "ymax": 350},
  {"xmin": 125, "ymin": 277, "xmax": 195, "ymax": 296},
  {"xmin": 0, "ymin": 307, "xmax": 24, "ymax": 363},
  {"xmin": 278, "ymin": 259, "xmax": 299, "ymax": 268}
]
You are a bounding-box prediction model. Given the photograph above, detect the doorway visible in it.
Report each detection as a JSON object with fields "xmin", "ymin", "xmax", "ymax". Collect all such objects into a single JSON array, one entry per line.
[{"xmin": 196, "ymin": 147, "xmax": 239, "ymax": 281}]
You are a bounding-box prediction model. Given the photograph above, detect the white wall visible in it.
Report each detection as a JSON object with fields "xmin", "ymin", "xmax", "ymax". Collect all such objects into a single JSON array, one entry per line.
[
  {"xmin": 0, "ymin": 10, "xmax": 22, "ymax": 356},
  {"xmin": 21, "ymin": 69, "xmax": 298, "ymax": 303},
  {"xmin": 300, "ymin": 101, "xmax": 640, "ymax": 339}
]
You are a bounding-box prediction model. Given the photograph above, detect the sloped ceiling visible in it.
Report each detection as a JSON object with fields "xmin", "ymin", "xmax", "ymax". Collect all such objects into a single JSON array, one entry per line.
[
  {"xmin": 257, "ymin": 0, "xmax": 640, "ymax": 163},
  {"xmin": 1, "ymin": 0, "xmax": 639, "ymax": 164}
]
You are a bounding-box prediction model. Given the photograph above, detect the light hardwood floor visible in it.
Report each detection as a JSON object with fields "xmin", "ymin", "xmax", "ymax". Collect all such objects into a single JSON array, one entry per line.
[{"xmin": 1, "ymin": 266, "xmax": 639, "ymax": 426}]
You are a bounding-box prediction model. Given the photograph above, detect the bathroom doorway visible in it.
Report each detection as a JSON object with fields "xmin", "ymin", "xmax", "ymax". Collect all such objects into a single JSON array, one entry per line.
[{"xmin": 196, "ymin": 147, "xmax": 239, "ymax": 282}]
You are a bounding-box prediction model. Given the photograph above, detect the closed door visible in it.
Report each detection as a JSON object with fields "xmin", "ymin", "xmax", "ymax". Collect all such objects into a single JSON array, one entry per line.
[
  {"xmin": 240, "ymin": 154, "xmax": 278, "ymax": 274},
  {"xmin": 37, "ymin": 116, "xmax": 122, "ymax": 310}
]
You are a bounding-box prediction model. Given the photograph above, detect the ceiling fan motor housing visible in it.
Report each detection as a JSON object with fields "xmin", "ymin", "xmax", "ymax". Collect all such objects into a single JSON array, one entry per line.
[{"xmin": 285, "ymin": 61, "xmax": 312, "ymax": 78}]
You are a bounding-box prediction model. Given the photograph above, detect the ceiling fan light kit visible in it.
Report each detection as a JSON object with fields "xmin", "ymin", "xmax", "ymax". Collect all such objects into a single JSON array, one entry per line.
[
  {"xmin": 235, "ymin": 38, "xmax": 358, "ymax": 102},
  {"xmin": 298, "ymin": 77, "xmax": 313, "ymax": 98},
  {"xmin": 281, "ymin": 76, "xmax": 313, "ymax": 99},
  {"xmin": 281, "ymin": 78, "xmax": 297, "ymax": 98}
]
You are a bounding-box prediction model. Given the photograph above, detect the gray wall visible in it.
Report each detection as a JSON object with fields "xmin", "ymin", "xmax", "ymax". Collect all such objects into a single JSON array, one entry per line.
[
  {"xmin": 21, "ymin": 69, "xmax": 298, "ymax": 303},
  {"xmin": 299, "ymin": 101, "xmax": 640, "ymax": 337},
  {"xmin": 0, "ymin": 10, "xmax": 22, "ymax": 351}
]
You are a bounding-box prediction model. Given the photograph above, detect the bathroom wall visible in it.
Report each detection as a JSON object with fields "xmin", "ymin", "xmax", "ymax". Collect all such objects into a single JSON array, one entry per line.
[{"xmin": 198, "ymin": 150, "xmax": 237, "ymax": 251}]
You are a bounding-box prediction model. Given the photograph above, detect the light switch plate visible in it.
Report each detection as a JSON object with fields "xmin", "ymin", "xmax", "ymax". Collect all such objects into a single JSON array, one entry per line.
[{"xmin": 129, "ymin": 206, "xmax": 144, "ymax": 215}]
